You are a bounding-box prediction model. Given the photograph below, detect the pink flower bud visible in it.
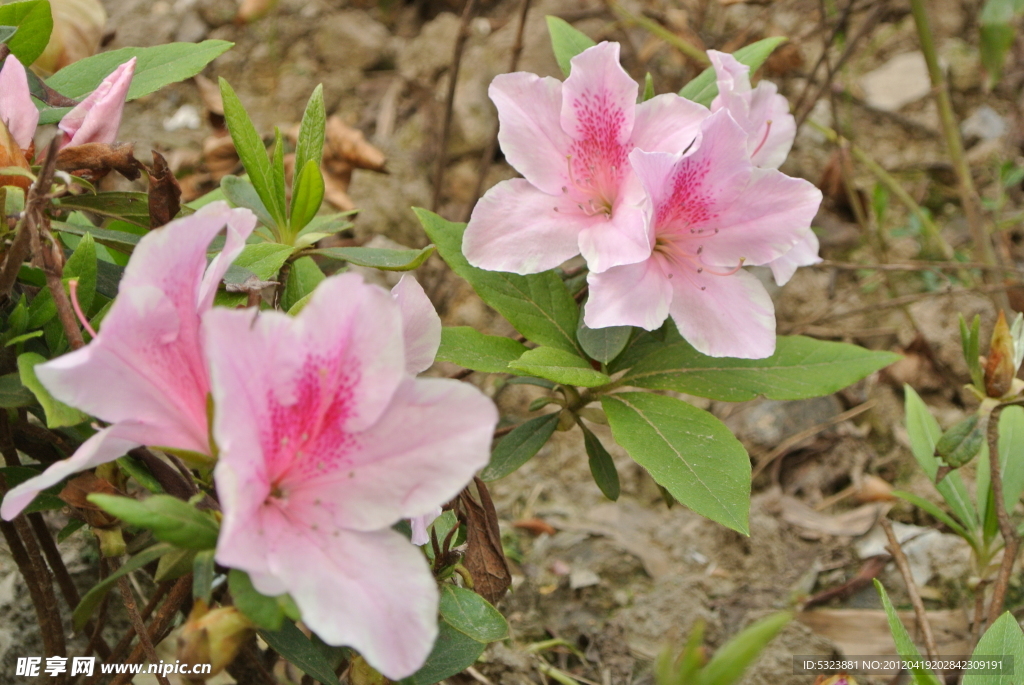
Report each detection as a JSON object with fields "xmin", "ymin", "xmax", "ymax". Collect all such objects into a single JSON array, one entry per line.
[{"xmin": 58, "ymin": 57, "xmax": 136, "ymax": 148}]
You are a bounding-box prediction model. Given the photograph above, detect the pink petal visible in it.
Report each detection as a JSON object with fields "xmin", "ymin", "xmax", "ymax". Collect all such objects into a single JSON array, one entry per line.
[
  {"xmin": 699, "ymin": 167, "xmax": 823, "ymax": 268},
  {"xmin": 708, "ymin": 50, "xmax": 752, "ymax": 97},
  {"xmin": 585, "ymin": 258, "xmax": 672, "ymax": 330},
  {"xmin": 391, "ymin": 276, "xmax": 441, "ymax": 375},
  {"xmin": 490, "ymin": 72, "xmax": 572, "ymax": 195},
  {"xmin": 58, "ymin": 58, "xmax": 135, "ymax": 148},
  {"xmin": 286, "ymin": 377, "xmax": 496, "ymax": 532},
  {"xmin": 463, "ymin": 179, "xmax": 585, "ymax": 274},
  {"xmin": 0, "ymin": 56, "xmax": 39, "ymax": 151},
  {"xmin": 410, "ymin": 506, "xmax": 443, "ymax": 546},
  {"xmin": 1, "ymin": 424, "xmax": 140, "ymax": 520},
  {"xmin": 36, "ymin": 202, "xmax": 256, "ymax": 457},
  {"xmin": 631, "ymin": 93, "xmax": 708, "ymax": 154},
  {"xmin": 576, "ymin": 186, "xmax": 651, "ymax": 273},
  {"xmin": 746, "ymin": 82, "xmax": 796, "ymax": 169},
  {"xmin": 199, "ymin": 203, "xmax": 260, "ymax": 308},
  {"xmin": 668, "ymin": 267, "xmax": 775, "ymax": 359},
  {"xmin": 768, "ymin": 228, "xmax": 820, "ymax": 285}
]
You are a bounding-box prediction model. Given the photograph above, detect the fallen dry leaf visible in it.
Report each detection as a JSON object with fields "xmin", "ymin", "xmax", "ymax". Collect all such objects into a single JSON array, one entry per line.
[
  {"xmin": 147, "ymin": 151, "xmax": 182, "ymax": 228},
  {"xmin": 513, "ymin": 518, "xmax": 558, "ymax": 536}
]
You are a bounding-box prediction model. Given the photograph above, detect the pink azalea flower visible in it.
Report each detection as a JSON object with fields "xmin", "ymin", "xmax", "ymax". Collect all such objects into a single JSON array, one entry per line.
[
  {"xmin": 0, "ymin": 202, "xmax": 256, "ymax": 520},
  {"xmin": 585, "ymin": 110, "xmax": 822, "ymax": 359},
  {"xmin": 708, "ymin": 50, "xmax": 819, "ymax": 284},
  {"xmin": 205, "ymin": 272, "xmax": 497, "ymax": 679},
  {"xmin": 58, "ymin": 58, "xmax": 136, "ymax": 148},
  {"xmin": 0, "ymin": 56, "xmax": 40, "ymax": 151},
  {"xmin": 464, "ymin": 42, "xmax": 709, "ymax": 275}
]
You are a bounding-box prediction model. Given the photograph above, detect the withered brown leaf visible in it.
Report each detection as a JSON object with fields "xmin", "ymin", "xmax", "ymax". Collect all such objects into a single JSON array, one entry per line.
[
  {"xmin": 456, "ymin": 477, "xmax": 511, "ymax": 605},
  {"xmin": 147, "ymin": 150, "xmax": 182, "ymax": 229},
  {"xmin": 58, "ymin": 472, "xmax": 122, "ymax": 528},
  {"xmin": 55, "ymin": 142, "xmax": 143, "ymax": 182}
]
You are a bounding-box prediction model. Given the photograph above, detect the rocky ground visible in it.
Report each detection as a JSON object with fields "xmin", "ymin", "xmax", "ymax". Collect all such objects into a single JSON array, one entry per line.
[{"xmin": 2, "ymin": 0, "xmax": 1024, "ymax": 683}]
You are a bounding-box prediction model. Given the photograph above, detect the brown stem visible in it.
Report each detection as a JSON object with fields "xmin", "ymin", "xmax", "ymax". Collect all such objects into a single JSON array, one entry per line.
[
  {"xmin": 430, "ymin": 0, "xmax": 480, "ymax": 212},
  {"xmin": 225, "ymin": 636, "xmax": 280, "ymax": 685},
  {"xmin": 131, "ymin": 448, "xmax": 197, "ymax": 501},
  {"xmin": 985, "ymin": 405, "xmax": 1020, "ymax": 626},
  {"xmin": 107, "ymin": 574, "xmax": 193, "ymax": 685},
  {"xmin": 0, "ymin": 215, "xmax": 35, "ymax": 300},
  {"xmin": 880, "ymin": 518, "xmax": 940, "ymax": 663},
  {"xmin": 116, "ymin": 572, "xmax": 170, "ymax": 685},
  {"xmin": 87, "ymin": 581, "xmax": 172, "ymax": 684}
]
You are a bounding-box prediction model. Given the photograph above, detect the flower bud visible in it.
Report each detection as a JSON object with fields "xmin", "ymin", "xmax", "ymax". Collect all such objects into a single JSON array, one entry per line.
[
  {"xmin": 0, "ymin": 119, "xmax": 33, "ymax": 191},
  {"xmin": 935, "ymin": 414, "xmax": 984, "ymax": 468},
  {"xmin": 985, "ymin": 311, "xmax": 1017, "ymax": 398},
  {"xmin": 177, "ymin": 602, "xmax": 254, "ymax": 677}
]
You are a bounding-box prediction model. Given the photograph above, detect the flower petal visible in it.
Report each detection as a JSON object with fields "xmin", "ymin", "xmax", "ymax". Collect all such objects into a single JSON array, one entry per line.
[
  {"xmin": 391, "ymin": 276, "xmax": 441, "ymax": 375},
  {"xmin": 768, "ymin": 228, "xmax": 820, "ymax": 285},
  {"xmin": 746, "ymin": 82, "xmax": 796, "ymax": 169},
  {"xmin": 576, "ymin": 191, "xmax": 651, "ymax": 273},
  {"xmin": 58, "ymin": 58, "xmax": 135, "ymax": 148},
  {"xmin": 668, "ymin": 268, "xmax": 775, "ymax": 359},
  {"xmin": 198, "ymin": 203, "xmax": 258, "ymax": 309},
  {"xmin": 631, "ymin": 93, "xmax": 708, "ymax": 154},
  {"xmin": 1, "ymin": 424, "xmax": 140, "ymax": 520},
  {"xmin": 561, "ymin": 43, "xmax": 637, "ymax": 146},
  {"xmin": 410, "ymin": 506, "xmax": 442, "ymax": 546},
  {"xmin": 463, "ymin": 179, "xmax": 586, "ymax": 274},
  {"xmin": 0, "ymin": 56, "xmax": 39, "ymax": 151},
  {"xmin": 490, "ymin": 72, "xmax": 571, "ymax": 195},
  {"xmin": 585, "ymin": 258, "xmax": 671, "ymax": 330}
]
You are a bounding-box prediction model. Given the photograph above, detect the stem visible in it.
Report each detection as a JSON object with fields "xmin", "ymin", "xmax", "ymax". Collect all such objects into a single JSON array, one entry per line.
[
  {"xmin": 985, "ymin": 405, "xmax": 1020, "ymax": 626},
  {"xmin": 115, "ymin": 571, "xmax": 170, "ymax": 685},
  {"xmin": 0, "ymin": 214, "xmax": 34, "ymax": 300},
  {"xmin": 107, "ymin": 574, "xmax": 193, "ymax": 685},
  {"xmin": 880, "ymin": 518, "xmax": 940, "ymax": 663}
]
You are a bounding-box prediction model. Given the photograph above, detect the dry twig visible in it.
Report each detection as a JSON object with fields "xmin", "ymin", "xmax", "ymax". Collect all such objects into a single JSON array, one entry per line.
[{"xmin": 880, "ymin": 518, "xmax": 939, "ymax": 662}]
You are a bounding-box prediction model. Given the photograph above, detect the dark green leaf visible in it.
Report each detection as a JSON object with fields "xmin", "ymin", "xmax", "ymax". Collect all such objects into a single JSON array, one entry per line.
[
  {"xmin": 577, "ymin": 317, "xmax": 631, "ymax": 364},
  {"xmin": 87, "ymin": 494, "xmax": 219, "ymax": 550},
  {"xmin": 309, "ymin": 245, "xmax": 435, "ymax": 271},
  {"xmin": 436, "ymin": 327, "xmax": 529, "ymax": 374},
  {"xmin": 415, "ymin": 209, "xmax": 583, "ymax": 356},
  {"xmin": 602, "ymin": 393, "xmax": 750, "ymax": 534},
  {"xmin": 580, "ymin": 422, "xmax": 619, "ymax": 500},
  {"xmin": 546, "ymin": 15, "xmax": 596, "ymax": 76},
  {"xmin": 219, "ymin": 78, "xmax": 286, "ymax": 226},
  {"xmin": 963, "ymin": 612, "xmax": 1024, "ymax": 685},
  {"xmin": 399, "ymin": 619, "xmax": 487, "ymax": 685},
  {"xmin": 17, "ymin": 352, "xmax": 87, "ymax": 427},
  {"xmin": 74, "ymin": 543, "xmax": 174, "ymax": 629},
  {"xmin": 700, "ymin": 612, "xmax": 791, "ymax": 685},
  {"xmin": 439, "ymin": 585, "xmax": 508, "ymax": 642},
  {"xmin": 874, "ymin": 580, "xmax": 941, "ymax": 685},
  {"xmin": 155, "ymin": 547, "xmax": 197, "ymax": 582},
  {"xmin": 56, "ymin": 192, "xmax": 151, "ymax": 228},
  {"xmin": 0, "ymin": 26, "xmax": 17, "ymax": 45},
  {"xmin": 116, "ymin": 455, "xmax": 164, "ymax": 494},
  {"xmin": 0, "ymin": 0, "xmax": 52, "ymax": 65},
  {"xmin": 232, "ymin": 242, "xmax": 295, "ymax": 281},
  {"xmin": 289, "ymin": 159, "xmax": 324, "ymax": 233},
  {"xmin": 620, "ymin": 336, "xmax": 901, "ymax": 401},
  {"xmin": 192, "ymin": 550, "xmax": 216, "ymax": 604},
  {"xmin": 51, "ymin": 221, "xmax": 141, "ymax": 253},
  {"xmin": 230, "ymin": 569, "xmax": 285, "ymax": 631},
  {"xmin": 480, "ymin": 413, "xmax": 560, "ymax": 481},
  {"xmin": 509, "ymin": 346, "xmax": 611, "ymax": 387},
  {"xmin": 295, "ymin": 85, "xmax": 326, "ymax": 175},
  {"xmin": 221, "ymin": 176, "xmax": 275, "ymax": 228},
  {"xmin": 679, "ymin": 37, "xmax": 788, "ymax": 106},
  {"xmin": 281, "ymin": 256, "xmax": 324, "ymax": 313},
  {"xmin": 57, "ymin": 518, "xmax": 85, "ymax": 543},
  {"xmin": 63, "ymin": 231, "xmax": 97, "ymax": 314},
  {"xmin": 0, "ymin": 371, "xmax": 34, "ymax": 408},
  {"xmin": 259, "ymin": 621, "xmax": 342, "ymax": 685}
]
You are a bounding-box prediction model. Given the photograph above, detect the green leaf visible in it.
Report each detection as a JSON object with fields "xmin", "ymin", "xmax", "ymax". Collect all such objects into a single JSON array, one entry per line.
[
  {"xmin": 281, "ymin": 256, "xmax": 324, "ymax": 313},
  {"xmin": 577, "ymin": 318, "xmax": 631, "ymax": 364},
  {"xmin": 698, "ymin": 612, "xmax": 791, "ymax": 685},
  {"xmin": 289, "ymin": 159, "xmax": 324, "ymax": 233},
  {"xmin": 963, "ymin": 612, "xmax": 1024, "ymax": 685},
  {"xmin": 193, "ymin": 550, "xmax": 216, "ymax": 604},
  {"xmin": 0, "ymin": 26, "xmax": 17, "ymax": 46},
  {"xmin": 56, "ymin": 191, "xmax": 152, "ymax": 228},
  {"xmin": 221, "ymin": 176, "xmax": 276, "ymax": 228},
  {"xmin": 509, "ymin": 346, "xmax": 610, "ymax": 387},
  {"xmin": 960, "ymin": 314, "xmax": 984, "ymax": 389},
  {"xmin": 0, "ymin": 371, "xmax": 34, "ymax": 408},
  {"xmin": 155, "ymin": 547, "xmax": 197, "ymax": 582},
  {"xmin": 891, "ymin": 490, "xmax": 971, "ymax": 542},
  {"xmin": 480, "ymin": 413, "xmax": 560, "ymax": 481},
  {"xmin": 602, "ymin": 392, "xmax": 750, "ymax": 534},
  {"xmin": 309, "ymin": 245, "xmax": 435, "ymax": 271},
  {"xmin": 74, "ymin": 543, "xmax": 174, "ymax": 630},
  {"xmin": 0, "ymin": 0, "xmax": 52, "ymax": 65},
  {"xmin": 63, "ymin": 231, "xmax": 97, "ymax": 314},
  {"xmin": 580, "ymin": 422, "xmax": 619, "ymax": 500},
  {"xmin": 904, "ymin": 386, "xmax": 978, "ymax": 531},
  {"xmin": 259, "ymin": 621, "xmax": 342, "ymax": 685},
  {"xmin": 679, "ymin": 37, "xmax": 788, "ymax": 106},
  {"xmin": 116, "ymin": 455, "xmax": 164, "ymax": 494},
  {"xmin": 873, "ymin": 580, "xmax": 941, "ymax": 685},
  {"xmin": 17, "ymin": 352, "xmax": 87, "ymax": 427},
  {"xmin": 439, "ymin": 585, "xmax": 509, "ymax": 643},
  {"xmin": 87, "ymin": 494, "xmax": 219, "ymax": 550},
  {"xmin": 57, "ymin": 518, "xmax": 85, "ymax": 543},
  {"xmin": 620, "ymin": 336, "xmax": 901, "ymax": 401},
  {"xmin": 415, "ymin": 208, "xmax": 583, "ymax": 356},
  {"xmin": 642, "ymin": 72, "xmax": 655, "ymax": 102},
  {"xmin": 399, "ymin": 619, "xmax": 487, "ymax": 685},
  {"xmin": 232, "ymin": 242, "xmax": 295, "ymax": 281},
  {"xmin": 219, "ymin": 78, "xmax": 286, "ymax": 227},
  {"xmin": 41, "ymin": 41, "xmax": 234, "ymax": 124},
  {"xmin": 230, "ymin": 569, "xmax": 285, "ymax": 631},
  {"xmin": 997, "ymin": 407, "xmax": 1024, "ymax": 513},
  {"xmin": 295, "ymin": 84, "xmax": 326, "ymax": 174},
  {"xmin": 980, "ymin": 0, "xmax": 1022, "ymax": 87},
  {"xmin": 51, "ymin": 221, "xmax": 141, "ymax": 253},
  {"xmin": 436, "ymin": 327, "xmax": 529, "ymax": 374},
  {"xmin": 546, "ymin": 15, "xmax": 596, "ymax": 76}
]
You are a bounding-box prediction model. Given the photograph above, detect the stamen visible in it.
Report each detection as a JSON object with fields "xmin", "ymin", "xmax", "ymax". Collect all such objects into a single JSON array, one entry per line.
[
  {"xmin": 68, "ymin": 279, "xmax": 98, "ymax": 338},
  {"xmin": 751, "ymin": 120, "xmax": 773, "ymax": 159},
  {"xmin": 565, "ymin": 155, "xmax": 592, "ymax": 195},
  {"xmin": 699, "ymin": 257, "xmax": 746, "ymax": 277}
]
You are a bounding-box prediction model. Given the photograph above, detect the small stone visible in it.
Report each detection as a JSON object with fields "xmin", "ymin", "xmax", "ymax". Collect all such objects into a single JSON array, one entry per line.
[
  {"xmin": 961, "ymin": 105, "xmax": 1007, "ymax": 141},
  {"xmin": 174, "ymin": 10, "xmax": 208, "ymax": 44},
  {"xmin": 163, "ymin": 105, "xmax": 202, "ymax": 132},
  {"xmin": 860, "ymin": 52, "xmax": 931, "ymax": 112},
  {"xmin": 314, "ymin": 11, "xmax": 391, "ymax": 72},
  {"xmin": 569, "ymin": 568, "xmax": 601, "ymax": 589}
]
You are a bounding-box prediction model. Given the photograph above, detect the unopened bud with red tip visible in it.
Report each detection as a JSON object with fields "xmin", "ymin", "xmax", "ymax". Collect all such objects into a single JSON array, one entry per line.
[
  {"xmin": 177, "ymin": 601, "xmax": 254, "ymax": 677},
  {"xmin": 985, "ymin": 311, "xmax": 1018, "ymax": 398}
]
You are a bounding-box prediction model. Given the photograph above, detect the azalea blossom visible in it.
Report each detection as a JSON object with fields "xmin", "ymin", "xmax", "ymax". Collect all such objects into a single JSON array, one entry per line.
[
  {"xmin": 463, "ymin": 42, "xmax": 709, "ymax": 275},
  {"xmin": 0, "ymin": 202, "xmax": 256, "ymax": 520},
  {"xmin": 585, "ymin": 110, "xmax": 822, "ymax": 359},
  {"xmin": 206, "ymin": 272, "xmax": 497, "ymax": 679},
  {"xmin": 709, "ymin": 50, "xmax": 819, "ymax": 284},
  {"xmin": 0, "ymin": 54, "xmax": 135, "ymax": 157}
]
